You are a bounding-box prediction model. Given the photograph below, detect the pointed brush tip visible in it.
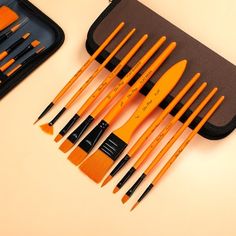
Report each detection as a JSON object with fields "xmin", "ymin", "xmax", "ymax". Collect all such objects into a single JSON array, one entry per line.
[
  {"xmin": 101, "ymin": 175, "xmax": 112, "ymax": 188},
  {"xmin": 130, "ymin": 202, "xmax": 139, "ymax": 212},
  {"xmin": 33, "ymin": 119, "xmax": 39, "ymax": 125},
  {"xmin": 121, "ymin": 194, "xmax": 130, "ymax": 204},
  {"xmin": 113, "ymin": 186, "xmax": 120, "ymax": 194}
]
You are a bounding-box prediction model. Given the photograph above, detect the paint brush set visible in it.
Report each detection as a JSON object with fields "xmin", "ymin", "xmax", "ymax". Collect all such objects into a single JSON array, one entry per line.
[
  {"xmin": 0, "ymin": 0, "xmax": 64, "ymax": 98},
  {"xmin": 35, "ymin": 19, "xmax": 227, "ymax": 211}
]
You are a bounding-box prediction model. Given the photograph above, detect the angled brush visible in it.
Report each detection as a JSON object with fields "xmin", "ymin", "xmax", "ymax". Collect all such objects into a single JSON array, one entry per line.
[
  {"xmin": 60, "ymin": 38, "xmax": 171, "ymax": 153},
  {"xmin": 114, "ymin": 82, "xmax": 207, "ymax": 192},
  {"xmin": 0, "ymin": 39, "xmax": 40, "ymax": 72},
  {"xmin": 131, "ymin": 96, "xmax": 225, "ymax": 211},
  {"xmin": 66, "ymin": 42, "xmax": 176, "ymax": 161},
  {"xmin": 0, "ymin": 32, "xmax": 30, "ymax": 60},
  {"xmin": 121, "ymin": 87, "xmax": 218, "ymax": 204},
  {"xmin": 79, "ymin": 60, "xmax": 187, "ymax": 183},
  {"xmin": 102, "ymin": 73, "xmax": 201, "ymax": 187},
  {"xmin": 40, "ymin": 28, "xmax": 136, "ymax": 135},
  {"xmin": 54, "ymin": 34, "xmax": 148, "ymax": 142},
  {"xmin": 34, "ymin": 22, "xmax": 125, "ymax": 124}
]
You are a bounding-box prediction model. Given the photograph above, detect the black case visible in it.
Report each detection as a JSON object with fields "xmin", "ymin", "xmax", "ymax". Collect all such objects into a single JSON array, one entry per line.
[
  {"xmin": 85, "ymin": 0, "xmax": 236, "ymax": 140},
  {"xmin": 0, "ymin": 0, "xmax": 64, "ymax": 99}
]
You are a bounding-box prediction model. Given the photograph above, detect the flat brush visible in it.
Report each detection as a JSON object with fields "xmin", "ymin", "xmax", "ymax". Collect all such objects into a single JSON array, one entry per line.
[
  {"xmin": 40, "ymin": 28, "xmax": 136, "ymax": 135},
  {"xmin": 79, "ymin": 60, "xmax": 187, "ymax": 183},
  {"xmin": 0, "ymin": 40, "xmax": 40, "ymax": 72},
  {"xmin": 121, "ymin": 87, "xmax": 218, "ymax": 204},
  {"xmin": 131, "ymin": 96, "xmax": 225, "ymax": 211},
  {"xmin": 114, "ymin": 82, "xmax": 207, "ymax": 192},
  {"xmin": 0, "ymin": 32, "xmax": 30, "ymax": 61},
  {"xmin": 60, "ymin": 38, "xmax": 171, "ymax": 154},
  {"xmin": 34, "ymin": 22, "xmax": 125, "ymax": 125},
  {"xmin": 102, "ymin": 73, "xmax": 201, "ymax": 187},
  {"xmin": 0, "ymin": 18, "xmax": 29, "ymax": 44},
  {"xmin": 54, "ymin": 34, "xmax": 148, "ymax": 142},
  {"xmin": 65, "ymin": 41, "xmax": 176, "ymax": 160}
]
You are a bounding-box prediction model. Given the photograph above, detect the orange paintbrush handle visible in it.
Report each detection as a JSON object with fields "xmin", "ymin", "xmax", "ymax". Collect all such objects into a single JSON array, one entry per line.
[
  {"xmin": 77, "ymin": 34, "xmax": 148, "ymax": 116},
  {"xmin": 128, "ymin": 73, "xmax": 201, "ymax": 157},
  {"xmin": 64, "ymin": 28, "xmax": 136, "ymax": 109},
  {"xmin": 152, "ymin": 96, "xmax": 225, "ymax": 186},
  {"xmin": 133, "ymin": 82, "xmax": 207, "ymax": 169},
  {"xmin": 0, "ymin": 58, "xmax": 15, "ymax": 72},
  {"xmin": 90, "ymin": 36, "xmax": 167, "ymax": 118},
  {"xmin": 144, "ymin": 87, "xmax": 218, "ymax": 175},
  {"xmin": 7, "ymin": 64, "xmax": 22, "ymax": 77},
  {"xmin": 52, "ymin": 22, "xmax": 125, "ymax": 104},
  {"xmin": 103, "ymin": 42, "xmax": 177, "ymax": 126}
]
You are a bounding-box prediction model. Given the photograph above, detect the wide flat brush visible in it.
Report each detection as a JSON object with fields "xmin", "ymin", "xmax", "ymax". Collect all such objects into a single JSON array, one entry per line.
[
  {"xmin": 114, "ymin": 82, "xmax": 207, "ymax": 192},
  {"xmin": 101, "ymin": 73, "xmax": 201, "ymax": 187},
  {"xmin": 79, "ymin": 60, "xmax": 187, "ymax": 183},
  {"xmin": 60, "ymin": 38, "xmax": 172, "ymax": 154},
  {"xmin": 0, "ymin": 32, "xmax": 30, "ymax": 61},
  {"xmin": 0, "ymin": 40, "xmax": 40, "ymax": 72},
  {"xmin": 54, "ymin": 34, "xmax": 148, "ymax": 142},
  {"xmin": 0, "ymin": 17, "xmax": 29, "ymax": 44},
  {"xmin": 34, "ymin": 22, "xmax": 125, "ymax": 124},
  {"xmin": 40, "ymin": 28, "xmax": 136, "ymax": 135},
  {"xmin": 66, "ymin": 42, "xmax": 176, "ymax": 161},
  {"xmin": 131, "ymin": 96, "xmax": 225, "ymax": 211},
  {"xmin": 121, "ymin": 87, "xmax": 218, "ymax": 204}
]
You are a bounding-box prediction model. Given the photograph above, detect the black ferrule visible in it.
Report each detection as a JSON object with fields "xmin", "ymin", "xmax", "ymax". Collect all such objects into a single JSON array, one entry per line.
[
  {"xmin": 117, "ymin": 167, "xmax": 136, "ymax": 189},
  {"xmin": 0, "ymin": 34, "xmax": 8, "ymax": 44},
  {"xmin": 110, "ymin": 154, "xmax": 131, "ymax": 177},
  {"xmin": 99, "ymin": 133, "xmax": 128, "ymax": 161},
  {"xmin": 78, "ymin": 119, "xmax": 109, "ymax": 153},
  {"xmin": 49, "ymin": 107, "xmax": 66, "ymax": 126},
  {"xmin": 138, "ymin": 184, "xmax": 154, "ymax": 203},
  {"xmin": 59, "ymin": 114, "xmax": 80, "ymax": 136},
  {"xmin": 67, "ymin": 115, "xmax": 95, "ymax": 144},
  {"xmin": 126, "ymin": 173, "xmax": 147, "ymax": 197},
  {"xmin": 38, "ymin": 102, "xmax": 54, "ymax": 120},
  {"xmin": 15, "ymin": 45, "xmax": 32, "ymax": 60},
  {"xmin": 7, "ymin": 38, "xmax": 24, "ymax": 53}
]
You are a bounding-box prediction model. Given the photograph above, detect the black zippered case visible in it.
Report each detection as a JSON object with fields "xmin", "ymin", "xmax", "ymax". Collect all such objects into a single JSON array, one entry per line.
[
  {"xmin": 0, "ymin": 0, "xmax": 64, "ymax": 99},
  {"xmin": 85, "ymin": 0, "xmax": 236, "ymax": 140}
]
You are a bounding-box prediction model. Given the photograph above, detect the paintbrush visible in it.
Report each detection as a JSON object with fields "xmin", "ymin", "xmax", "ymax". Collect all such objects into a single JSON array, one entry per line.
[
  {"xmin": 54, "ymin": 34, "xmax": 148, "ymax": 142},
  {"xmin": 65, "ymin": 42, "xmax": 176, "ymax": 159},
  {"xmin": 0, "ymin": 32, "xmax": 31, "ymax": 60},
  {"xmin": 34, "ymin": 22, "xmax": 125, "ymax": 125},
  {"xmin": 113, "ymin": 82, "xmax": 207, "ymax": 192},
  {"xmin": 79, "ymin": 60, "xmax": 187, "ymax": 183},
  {"xmin": 60, "ymin": 38, "xmax": 171, "ymax": 154},
  {"xmin": 131, "ymin": 96, "xmax": 225, "ymax": 211},
  {"xmin": 0, "ymin": 17, "xmax": 29, "ymax": 44},
  {"xmin": 40, "ymin": 28, "xmax": 136, "ymax": 135},
  {"xmin": 121, "ymin": 87, "xmax": 218, "ymax": 204},
  {"xmin": 0, "ymin": 40, "xmax": 40, "ymax": 72},
  {"xmin": 101, "ymin": 73, "xmax": 201, "ymax": 187}
]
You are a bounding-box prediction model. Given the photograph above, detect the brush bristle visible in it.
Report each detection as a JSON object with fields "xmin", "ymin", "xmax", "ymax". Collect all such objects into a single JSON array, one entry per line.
[
  {"xmin": 131, "ymin": 202, "xmax": 139, "ymax": 211},
  {"xmin": 59, "ymin": 139, "xmax": 74, "ymax": 153},
  {"xmin": 40, "ymin": 123, "xmax": 53, "ymax": 135},
  {"xmin": 31, "ymin": 40, "xmax": 40, "ymax": 47},
  {"xmin": 79, "ymin": 149, "xmax": 114, "ymax": 183},
  {"xmin": 101, "ymin": 175, "xmax": 113, "ymax": 188},
  {"xmin": 67, "ymin": 147, "xmax": 88, "ymax": 166},
  {"xmin": 23, "ymin": 33, "xmax": 30, "ymax": 39},
  {"xmin": 113, "ymin": 186, "xmax": 120, "ymax": 194},
  {"xmin": 121, "ymin": 194, "xmax": 130, "ymax": 204},
  {"xmin": 54, "ymin": 134, "xmax": 63, "ymax": 143}
]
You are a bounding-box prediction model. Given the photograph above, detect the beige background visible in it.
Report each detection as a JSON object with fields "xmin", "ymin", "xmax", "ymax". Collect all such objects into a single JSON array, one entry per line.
[{"xmin": 0, "ymin": 0, "xmax": 235, "ymax": 235}]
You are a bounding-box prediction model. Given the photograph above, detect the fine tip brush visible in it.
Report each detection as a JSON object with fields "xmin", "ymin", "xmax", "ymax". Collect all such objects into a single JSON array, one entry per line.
[
  {"xmin": 79, "ymin": 60, "xmax": 187, "ymax": 183},
  {"xmin": 121, "ymin": 87, "xmax": 218, "ymax": 204},
  {"xmin": 0, "ymin": 32, "xmax": 31, "ymax": 61},
  {"xmin": 33, "ymin": 22, "xmax": 125, "ymax": 125},
  {"xmin": 0, "ymin": 40, "xmax": 40, "ymax": 72},
  {"xmin": 40, "ymin": 28, "xmax": 136, "ymax": 135},
  {"xmin": 62, "ymin": 39, "xmax": 173, "ymax": 155},
  {"xmin": 101, "ymin": 73, "xmax": 201, "ymax": 187},
  {"xmin": 131, "ymin": 96, "xmax": 225, "ymax": 211},
  {"xmin": 54, "ymin": 34, "xmax": 149, "ymax": 143},
  {"xmin": 113, "ymin": 81, "xmax": 207, "ymax": 193}
]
